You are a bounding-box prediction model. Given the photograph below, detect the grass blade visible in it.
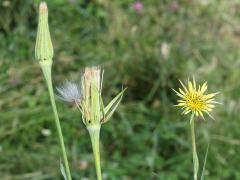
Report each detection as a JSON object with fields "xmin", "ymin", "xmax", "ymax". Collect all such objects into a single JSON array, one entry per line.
[
  {"xmin": 60, "ymin": 161, "xmax": 67, "ymax": 180},
  {"xmin": 200, "ymin": 143, "xmax": 210, "ymax": 180}
]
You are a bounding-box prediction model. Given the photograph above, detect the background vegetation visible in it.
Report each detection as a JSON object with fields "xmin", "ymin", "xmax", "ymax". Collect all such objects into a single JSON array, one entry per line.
[{"xmin": 0, "ymin": 0, "xmax": 240, "ymax": 179}]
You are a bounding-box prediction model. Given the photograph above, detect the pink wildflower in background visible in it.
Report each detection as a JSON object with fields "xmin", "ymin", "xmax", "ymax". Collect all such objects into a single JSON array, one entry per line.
[
  {"xmin": 170, "ymin": 0, "xmax": 180, "ymax": 12},
  {"xmin": 133, "ymin": 1, "xmax": 143, "ymax": 13}
]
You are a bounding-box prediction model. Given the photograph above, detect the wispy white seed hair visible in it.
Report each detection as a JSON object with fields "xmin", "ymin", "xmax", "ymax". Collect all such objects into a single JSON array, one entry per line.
[{"xmin": 56, "ymin": 81, "xmax": 82, "ymax": 103}]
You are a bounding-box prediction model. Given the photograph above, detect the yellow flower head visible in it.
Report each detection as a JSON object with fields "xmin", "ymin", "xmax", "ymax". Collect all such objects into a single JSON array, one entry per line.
[{"xmin": 173, "ymin": 78, "xmax": 219, "ymax": 119}]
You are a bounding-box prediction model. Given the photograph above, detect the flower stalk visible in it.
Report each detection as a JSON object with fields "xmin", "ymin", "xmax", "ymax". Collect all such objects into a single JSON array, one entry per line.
[
  {"xmin": 190, "ymin": 113, "xmax": 199, "ymax": 180},
  {"xmin": 173, "ymin": 78, "xmax": 219, "ymax": 180},
  {"xmin": 41, "ymin": 62, "xmax": 72, "ymax": 180},
  {"xmin": 80, "ymin": 67, "xmax": 103, "ymax": 179},
  {"xmin": 87, "ymin": 125, "xmax": 102, "ymax": 180},
  {"xmin": 35, "ymin": 2, "xmax": 72, "ymax": 180}
]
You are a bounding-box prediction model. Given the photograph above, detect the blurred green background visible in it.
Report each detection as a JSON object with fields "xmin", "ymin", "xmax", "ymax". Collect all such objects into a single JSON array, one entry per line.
[{"xmin": 0, "ymin": 0, "xmax": 240, "ymax": 179}]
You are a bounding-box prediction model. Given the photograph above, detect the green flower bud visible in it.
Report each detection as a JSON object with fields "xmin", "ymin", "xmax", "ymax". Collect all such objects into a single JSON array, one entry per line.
[
  {"xmin": 81, "ymin": 67, "xmax": 103, "ymax": 125},
  {"xmin": 35, "ymin": 2, "xmax": 53, "ymax": 61}
]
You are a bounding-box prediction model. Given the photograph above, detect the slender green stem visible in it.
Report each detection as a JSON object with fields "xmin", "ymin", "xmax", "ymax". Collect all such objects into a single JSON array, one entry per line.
[
  {"xmin": 40, "ymin": 60, "xmax": 72, "ymax": 180},
  {"xmin": 87, "ymin": 125, "xmax": 102, "ymax": 180},
  {"xmin": 190, "ymin": 113, "xmax": 199, "ymax": 180}
]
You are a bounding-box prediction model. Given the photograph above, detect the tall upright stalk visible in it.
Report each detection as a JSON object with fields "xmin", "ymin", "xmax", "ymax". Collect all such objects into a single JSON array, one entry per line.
[
  {"xmin": 190, "ymin": 113, "xmax": 199, "ymax": 180},
  {"xmin": 35, "ymin": 2, "xmax": 72, "ymax": 179},
  {"xmin": 173, "ymin": 79, "xmax": 219, "ymax": 180},
  {"xmin": 87, "ymin": 125, "xmax": 102, "ymax": 180},
  {"xmin": 40, "ymin": 61, "xmax": 72, "ymax": 180}
]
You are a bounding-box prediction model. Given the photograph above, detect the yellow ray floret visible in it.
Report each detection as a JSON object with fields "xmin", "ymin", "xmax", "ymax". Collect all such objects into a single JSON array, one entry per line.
[{"xmin": 173, "ymin": 79, "xmax": 219, "ymax": 119}]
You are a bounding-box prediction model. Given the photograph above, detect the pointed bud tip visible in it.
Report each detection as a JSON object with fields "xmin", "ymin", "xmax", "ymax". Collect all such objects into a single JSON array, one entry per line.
[{"xmin": 39, "ymin": 2, "xmax": 48, "ymax": 13}]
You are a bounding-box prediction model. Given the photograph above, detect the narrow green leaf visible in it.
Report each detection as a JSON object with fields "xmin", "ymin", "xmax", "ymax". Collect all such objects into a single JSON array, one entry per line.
[
  {"xmin": 194, "ymin": 150, "xmax": 199, "ymax": 179},
  {"xmin": 200, "ymin": 144, "xmax": 210, "ymax": 180},
  {"xmin": 60, "ymin": 161, "xmax": 67, "ymax": 180}
]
